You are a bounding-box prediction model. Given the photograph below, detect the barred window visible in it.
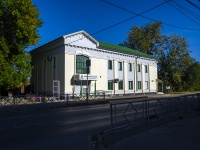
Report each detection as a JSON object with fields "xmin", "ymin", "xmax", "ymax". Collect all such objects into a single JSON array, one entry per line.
[{"xmin": 76, "ymin": 55, "xmax": 89, "ymax": 74}]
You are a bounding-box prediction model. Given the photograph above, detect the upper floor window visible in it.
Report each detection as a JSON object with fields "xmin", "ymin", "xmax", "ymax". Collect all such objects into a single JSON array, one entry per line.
[
  {"xmin": 108, "ymin": 60, "xmax": 112, "ymax": 70},
  {"xmin": 137, "ymin": 64, "xmax": 141, "ymax": 72},
  {"xmin": 76, "ymin": 55, "xmax": 89, "ymax": 74},
  {"xmin": 118, "ymin": 62, "xmax": 122, "ymax": 71},
  {"xmin": 128, "ymin": 63, "xmax": 132, "ymax": 71},
  {"xmin": 145, "ymin": 65, "xmax": 148, "ymax": 73}
]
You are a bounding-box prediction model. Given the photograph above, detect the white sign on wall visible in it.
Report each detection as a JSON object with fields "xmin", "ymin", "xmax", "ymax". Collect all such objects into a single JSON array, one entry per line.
[{"xmin": 74, "ymin": 74, "xmax": 98, "ymax": 81}]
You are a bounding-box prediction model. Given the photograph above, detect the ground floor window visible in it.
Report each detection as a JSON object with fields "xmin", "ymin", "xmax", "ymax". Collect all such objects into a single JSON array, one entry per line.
[
  {"xmin": 145, "ymin": 81, "xmax": 148, "ymax": 89},
  {"xmin": 118, "ymin": 80, "xmax": 123, "ymax": 90},
  {"xmin": 137, "ymin": 81, "xmax": 142, "ymax": 90},
  {"xmin": 108, "ymin": 80, "xmax": 113, "ymax": 90},
  {"xmin": 128, "ymin": 81, "xmax": 133, "ymax": 90}
]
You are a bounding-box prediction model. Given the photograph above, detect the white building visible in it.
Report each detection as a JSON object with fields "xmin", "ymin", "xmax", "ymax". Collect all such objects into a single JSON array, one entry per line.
[{"xmin": 30, "ymin": 30, "xmax": 158, "ymax": 96}]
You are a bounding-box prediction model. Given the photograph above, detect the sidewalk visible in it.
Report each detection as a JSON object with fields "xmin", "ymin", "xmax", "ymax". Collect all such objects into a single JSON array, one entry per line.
[{"xmin": 104, "ymin": 112, "xmax": 200, "ymax": 150}]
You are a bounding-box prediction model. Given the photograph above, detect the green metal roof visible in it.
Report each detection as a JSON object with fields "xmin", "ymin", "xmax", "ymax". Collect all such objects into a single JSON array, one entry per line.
[{"xmin": 98, "ymin": 41, "xmax": 157, "ymax": 60}]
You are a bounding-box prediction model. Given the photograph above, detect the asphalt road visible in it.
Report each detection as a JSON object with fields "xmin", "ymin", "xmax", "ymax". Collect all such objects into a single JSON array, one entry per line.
[
  {"xmin": 0, "ymin": 104, "xmax": 111, "ymax": 150},
  {"xmin": 0, "ymin": 94, "xmax": 198, "ymax": 150}
]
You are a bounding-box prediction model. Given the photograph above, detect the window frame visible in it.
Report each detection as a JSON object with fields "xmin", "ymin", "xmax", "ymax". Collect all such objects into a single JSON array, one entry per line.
[
  {"xmin": 145, "ymin": 65, "xmax": 148, "ymax": 73},
  {"xmin": 118, "ymin": 62, "xmax": 122, "ymax": 71},
  {"xmin": 108, "ymin": 80, "xmax": 113, "ymax": 90},
  {"xmin": 137, "ymin": 64, "xmax": 141, "ymax": 72},
  {"xmin": 128, "ymin": 63, "xmax": 132, "ymax": 72},
  {"xmin": 76, "ymin": 55, "xmax": 89, "ymax": 74},
  {"xmin": 128, "ymin": 81, "xmax": 133, "ymax": 90},
  {"xmin": 118, "ymin": 80, "xmax": 123, "ymax": 90},
  {"xmin": 108, "ymin": 60, "xmax": 112, "ymax": 70},
  {"xmin": 145, "ymin": 81, "xmax": 148, "ymax": 89},
  {"xmin": 137, "ymin": 81, "xmax": 142, "ymax": 90}
]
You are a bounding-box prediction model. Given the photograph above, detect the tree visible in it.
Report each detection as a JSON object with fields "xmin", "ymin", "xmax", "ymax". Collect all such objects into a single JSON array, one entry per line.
[
  {"xmin": 121, "ymin": 21, "xmax": 196, "ymax": 92},
  {"xmin": 182, "ymin": 60, "xmax": 200, "ymax": 91},
  {"xmin": 158, "ymin": 34, "xmax": 193, "ymax": 92},
  {"xmin": 120, "ymin": 21, "xmax": 163, "ymax": 55},
  {"xmin": 0, "ymin": 0, "xmax": 42, "ymax": 94}
]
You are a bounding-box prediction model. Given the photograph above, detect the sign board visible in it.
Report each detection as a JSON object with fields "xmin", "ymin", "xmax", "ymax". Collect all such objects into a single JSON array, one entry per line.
[
  {"xmin": 74, "ymin": 74, "xmax": 98, "ymax": 81},
  {"xmin": 166, "ymin": 86, "xmax": 170, "ymax": 89}
]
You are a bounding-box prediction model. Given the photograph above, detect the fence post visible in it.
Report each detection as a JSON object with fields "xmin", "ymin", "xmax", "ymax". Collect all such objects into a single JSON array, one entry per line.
[
  {"xmin": 110, "ymin": 103, "xmax": 113, "ymax": 133},
  {"xmin": 103, "ymin": 92, "xmax": 106, "ymax": 101}
]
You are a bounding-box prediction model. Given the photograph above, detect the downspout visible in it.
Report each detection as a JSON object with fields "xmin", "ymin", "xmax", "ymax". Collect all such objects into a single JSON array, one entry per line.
[
  {"xmin": 123, "ymin": 61, "xmax": 125, "ymax": 95},
  {"xmin": 74, "ymin": 54, "xmax": 76, "ymax": 95},
  {"xmin": 113, "ymin": 59, "xmax": 115, "ymax": 95},
  {"xmin": 148, "ymin": 64, "xmax": 150, "ymax": 93},
  {"xmin": 136, "ymin": 57, "xmax": 138, "ymax": 93},
  {"xmin": 141, "ymin": 64, "xmax": 143, "ymax": 94},
  {"xmin": 133, "ymin": 61, "xmax": 136, "ymax": 95}
]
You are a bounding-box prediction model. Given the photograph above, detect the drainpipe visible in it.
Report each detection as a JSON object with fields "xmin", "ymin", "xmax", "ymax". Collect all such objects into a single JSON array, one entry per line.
[
  {"xmin": 133, "ymin": 61, "xmax": 136, "ymax": 95},
  {"xmin": 141, "ymin": 64, "xmax": 144, "ymax": 94},
  {"xmin": 148, "ymin": 64, "xmax": 150, "ymax": 93},
  {"xmin": 74, "ymin": 54, "xmax": 76, "ymax": 95},
  {"xmin": 113, "ymin": 59, "xmax": 115, "ymax": 95},
  {"xmin": 136, "ymin": 57, "xmax": 138, "ymax": 93},
  {"xmin": 123, "ymin": 61, "xmax": 125, "ymax": 95}
]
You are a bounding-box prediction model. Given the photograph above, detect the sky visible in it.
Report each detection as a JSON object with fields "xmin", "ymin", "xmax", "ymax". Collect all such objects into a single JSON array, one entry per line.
[{"xmin": 31, "ymin": 0, "xmax": 200, "ymax": 61}]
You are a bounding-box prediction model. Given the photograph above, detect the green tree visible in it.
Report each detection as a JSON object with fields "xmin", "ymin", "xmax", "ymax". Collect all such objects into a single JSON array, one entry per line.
[
  {"xmin": 0, "ymin": 0, "xmax": 42, "ymax": 94},
  {"xmin": 183, "ymin": 60, "xmax": 200, "ymax": 91},
  {"xmin": 121, "ymin": 21, "xmax": 195, "ymax": 92},
  {"xmin": 120, "ymin": 21, "xmax": 163, "ymax": 55},
  {"xmin": 158, "ymin": 34, "xmax": 192, "ymax": 92}
]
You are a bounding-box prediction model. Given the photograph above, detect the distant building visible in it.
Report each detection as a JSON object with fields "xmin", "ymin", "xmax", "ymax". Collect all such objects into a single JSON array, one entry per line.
[{"xmin": 30, "ymin": 30, "xmax": 158, "ymax": 95}]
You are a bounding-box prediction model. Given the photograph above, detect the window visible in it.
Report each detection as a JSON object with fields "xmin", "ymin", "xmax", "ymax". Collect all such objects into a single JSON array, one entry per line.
[
  {"xmin": 76, "ymin": 55, "xmax": 89, "ymax": 74},
  {"xmin": 108, "ymin": 60, "xmax": 112, "ymax": 70},
  {"xmin": 145, "ymin": 65, "xmax": 148, "ymax": 73},
  {"xmin": 108, "ymin": 80, "xmax": 113, "ymax": 90},
  {"xmin": 137, "ymin": 64, "xmax": 141, "ymax": 72},
  {"xmin": 118, "ymin": 80, "xmax": 123, "ymax": 90},
  {"xmin": 128, "ymin": 63, "xmax": 132, "ymax": 71},
  {"xmin": 128, "ymin": 81, "xmax": 133, "ymax": 90},
  {"xmin": 137, "ymin": 81, "xmax": 142, "ymax": 90},
  {"xmin": 145, "ymin": 81, "xmax": 148, "ymax": 89},
  {"xmin": 118, "ymin": 62, "xmax": 122, "ymax": 71}
]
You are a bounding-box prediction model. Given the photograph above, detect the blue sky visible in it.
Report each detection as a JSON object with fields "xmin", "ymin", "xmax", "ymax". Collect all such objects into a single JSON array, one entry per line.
[{"xmin": 31, "ymin": 0, "xmax": 200, "ymax": 61}]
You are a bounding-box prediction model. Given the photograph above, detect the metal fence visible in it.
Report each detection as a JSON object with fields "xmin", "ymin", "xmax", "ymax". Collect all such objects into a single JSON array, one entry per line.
[
  {"xmin": 0, "ymin": 93, "xmax": 106, "ymax": 112},
  {"xmin": 110, "ymin": 93, "xmax": 200, "ymax": 132}
]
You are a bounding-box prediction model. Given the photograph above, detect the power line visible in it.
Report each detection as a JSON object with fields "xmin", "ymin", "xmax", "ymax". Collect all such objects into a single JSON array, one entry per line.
[
  {"xmin": 66, "ymin": 0, "xmax": 169, "ymax": 45},
  {"xmin": 66, "ymin": 0, "xmax": 200, "ymax": 45},
  {"xmin": 166, "ymin": 0, "xmax": 200, "ymax": 25},
  {"xmin": 170, "ymin": 0, "xmax": 200, "ymax": 21},
  {"xmin": 101, "ymin": 0, "xmax": 200, "ymax": 30},
  {"xmin": 186, "ymin": 0, "xmax": 200, "ymax": 10}
]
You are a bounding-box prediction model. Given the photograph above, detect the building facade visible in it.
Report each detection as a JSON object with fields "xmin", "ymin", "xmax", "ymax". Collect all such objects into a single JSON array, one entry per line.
[{"xmin": 30, "ymin": 30, "xmax": 158, "ymax": 95}]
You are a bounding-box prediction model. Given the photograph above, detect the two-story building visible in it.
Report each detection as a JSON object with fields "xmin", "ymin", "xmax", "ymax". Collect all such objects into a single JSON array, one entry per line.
[{"xmin": 30, "ymin": 30, "xmax": 158, "ymax": 96}]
